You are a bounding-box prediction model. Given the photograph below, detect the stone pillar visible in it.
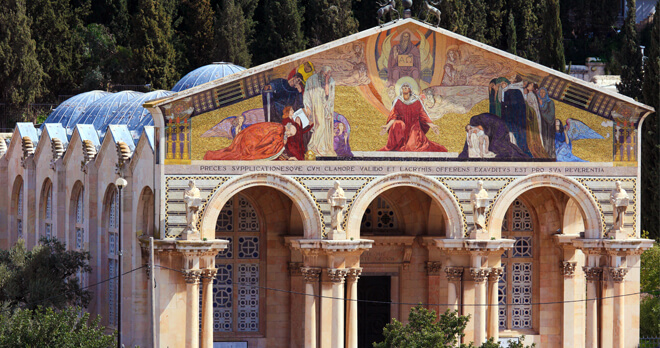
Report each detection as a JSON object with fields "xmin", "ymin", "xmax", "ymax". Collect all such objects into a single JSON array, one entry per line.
[
  {"xmin": 426, "ymin": 262, "xmax": 442, "ymax": 318},
  {"xmin": 487, "ymin": 267, "xmax": 503, "ymax": 340},
  {"xmin": 301, "ymin": 267, "xmax": 321, "ymax": 348},
  {"xmin": 609, "ymin": 267, "xmax": 628, "ymax": 348},
  {"xmin": 470, "ymin": 268, "xmax": 490, "ymax": 345},
  {"xmin": 201, "ymin": 268, "xmax": 217, "ymax": 348},
  {"xmin": 327, "ymin": 269, "xmax": 347, "ymax": 348},
  {"xmin": 345, "ymin": 268, "xmax": 362, "ymax": 348},
  {"xmin": 288, "ymin": 262, "xmax": 304, "ymax": 347},
  {"xmin": 583, "ymin": 267, "xmax": 602, "ymax": 348},
  {"xmin": 444, "ymin": 267, "xmax": 463, "ymax": 313},
  {"xmin": 561, "ymin": 261, "xmax": 577, "ymax": 348},
  {"xmin": 183, "ymin": 269, "xmax": 202, "ymax": 348}
]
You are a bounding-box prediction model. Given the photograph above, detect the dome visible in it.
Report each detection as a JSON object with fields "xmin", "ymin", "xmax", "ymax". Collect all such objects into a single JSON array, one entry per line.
[
  {"xmin": 106, "ymin": 90, "xmax": 173, "ymax": 142},
  {"xmin": 172, "ymin": 62, "xmax": 246, "ymax": 92},
  {"xmin": 77, "ymin": 90, "xmax": 144, "ymax": 134},
  {"xmin": 41, "ymin": 91, "xmax": 111, "ymax": 135}
]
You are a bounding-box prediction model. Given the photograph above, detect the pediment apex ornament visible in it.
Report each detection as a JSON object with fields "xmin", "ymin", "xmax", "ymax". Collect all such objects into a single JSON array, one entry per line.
[
  {"xmin": 21, "ymin": 136, "xmax": 35, "ymax": 168},
  {"xmin": 470, "ymin": 267, "xmax": 491, "ymax": 283},
  {"xmin": 561, "ymin": 261, "xmax": 577, "ymax": 277},
  {"xmin": 445, "ymin": 266, "xmax": 464, "ymax": 281}
]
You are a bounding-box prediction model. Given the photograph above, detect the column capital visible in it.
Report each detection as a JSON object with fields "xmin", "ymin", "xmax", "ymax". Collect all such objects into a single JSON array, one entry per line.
[
  {"xmin": 426, "ymin": 261, "xmax": 443, "ymax": 276},
  {"xmin": 288, "ymin": 262, "xmax": 304, "ymax": 276},
  {"xmin": 488, "ymin": 267, "xmax": 503, "ymax": 282},
  {"xmin": 346, "ymin": 268, "xmax": 362, "ymax": 282},
  {"xmin": 183, "ymin": 269, "xmax": 202, "ymax": 284},
  {"xmin": 444, "ymin": 266, "xmax": 464, "ymax": 281},
  {"xmin": 608, "ymin": 267, "xmax": 629, "ymax": 283},
  {"xmin": 201, "ymin": 268, "xmax": 218, "ymax": 280},
  {"xmin": 301, "ymin": 267, "xmax": 322, "ymax": 282},
  {"xmin": 470, "ymin": 268, "xmax": 491, "ymax": 283},
  {"xmin": 582, "ymin": 266, "xmax": 603, "ymax": 282},
  {"xmin": 327, "ymin": 268, "xmax": 348, "ymax": 283},
  {"xmin": 561, "ymin": 261, "xmax": 577, "ymax": 278}
]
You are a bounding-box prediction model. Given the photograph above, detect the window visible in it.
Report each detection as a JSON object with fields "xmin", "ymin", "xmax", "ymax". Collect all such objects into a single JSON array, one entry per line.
[
  {"xmin": 360, "ymin": 196, "xmax": 398, "ymax": 234},
  {"xmin": 75, "ymin": 189, "xmax": 86, "ymax": 287},
  {"xmin": 44, "ymin": 183, "xmax": 52, "ymax": 239},
  {"xmin": 17, "ymin": 185, "xmax": 23, "ymax": 240},
  {"xmin": 107, "ymin": 188, "xmax": 119, "ymax": 326},
  {"xmin": 213, "ymin": 195, "xmax": 261, "ymax": 334},
  {"xmin": 499, "ymin": 199, "xmax": 534, "ymax": 330}
]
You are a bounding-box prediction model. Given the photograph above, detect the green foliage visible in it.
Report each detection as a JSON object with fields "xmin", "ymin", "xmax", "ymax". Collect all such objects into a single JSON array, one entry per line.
[
  {"xmin": 303, "ymin": 0, "xmax": 359, "ymax": 47},
  {"xmin": 0, "ymin": 238, "xmax": 92, "ymax": 310},
  {"xmin": 485, "ymin": 0, "xmax": 505, "ymax": 48},
  {"xmin": 642, "ymin": 10, "xmax": 659, "ymax": 111},
  {"xmin": 640, "ymin": 242, "xmax": 660, "ymax": 337},
  {"xmin": 214, "ymin": 0, "xmax": 252, "ymax": 68},
  {"xmin": 506, "ymin": 11, "xmax": 517, "ymax": 54},
  {"xmin": 132, "ymin": 0, "xmax": 177, "ymax": 89},
  {"xmin": 0, "ymin": 305, "xmax": 115, "ymax": 347},
  {"xmin": 253, "ymin": 0, "xmax": 305, "ymax": 64},
  {"xmin": 465, "ymin": 0, "xmax": 487, "ymax": 43},
  {"xmin": 641, "ymin": 243, "xmax": 660, "ymax": 294},
  {"xmin": 507, "ymin": 0, "xmax": 540, "ymax": 61},
  {"xmin": 616, "ymin": 0, "xmax": 643, "ymax": 99},
  {"xmin": 539, "ymin": 0, "xmax": 565, "ymax": 72},
  {"xmin": 559, "ymin": 0, "xmax": 620, "ymax": 65},
  {"xmin": 640, "ymin": 296, "xmax": 660, "ymax": 337},
  {"xmin": 441, "ymin": 0, "xmax": 468, "ymax": 36},
  {"xmin": 177, "ymin": 0, "xmax": 216, "ymax": 71}
]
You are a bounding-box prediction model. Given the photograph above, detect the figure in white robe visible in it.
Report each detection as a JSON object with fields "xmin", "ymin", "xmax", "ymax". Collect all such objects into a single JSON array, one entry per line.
[{"xmin": 304, "ymin": 66, "xmax": 337, "ymax": 156}]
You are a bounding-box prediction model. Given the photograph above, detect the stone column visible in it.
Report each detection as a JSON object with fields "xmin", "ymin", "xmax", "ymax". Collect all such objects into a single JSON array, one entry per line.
[
  {"xmin": 183, "ymin": 269, "xmax": 202, "ymax": 348},
  {"xmin": 561, "ymin": 261, "xmax": 577, "ymax": 348},
  {"xmin": 327, "ymin": 269, "xmax": 347, "ymax": 348},
  {"xmin": 444, "ymin": 267, "xmax": 463, "ymax": 313},
  {"xmin": 301, "ymin": 267, "xmax": 321, "ymax": 348},
  {"xmin": 583, "ymin": 267, "xmax": 602, "ymax": 348},
  {"xmin": 426, "ymin": 262, "xmax": 442, "ymax": 318},
  {"xmin": 609, "ymin": 267, "xmax": 628, "ymax": 348},
  {"xmin": 345, "ymin": 268, "xmax": 362, "ymax": 348},
  {"xmin": 288, "ymin": 262, "xmax": 304, "ymax": 347},
  {"xmin": 201, "ymin": 268, "xmax": 217, "ymax": 348},
  {"xmin": 470, "ymin": 268, "xmax": 490, "ymax": 345},
  {"xmin": 487, "ymin": 267, "xmax": 503, "ymax": 340}
]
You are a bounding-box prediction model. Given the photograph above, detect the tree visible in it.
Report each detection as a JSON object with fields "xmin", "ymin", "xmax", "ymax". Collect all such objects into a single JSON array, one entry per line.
[
  {"xmin": 506, "ymin": 11, "xmax": 517, "ymax": 54},
  {"xmin": 640, "ymin": 242, "xmax": 660, "ymax": 336},
  {"xmin": 177, "ymin": 0, "xmax": 216, "ymax": 71},
  {"xmin": 214, "ymin": 0, "xmax": 252, "ymax": 67},
  {"xmin": 466, "ymin": 0, "xmax": 487, "ymax": 43},
  {"xmin": 132, "ymin": 0, "xmax": 178, "ymax": 89},
  {"xmin": 507, "ymin": 0, "xmax": 540, "ymax": 61},
  {"xmin": 616, "ymin": 0, "xmax": 643, "ymax": 98},
  {"xmin": 539, "ymin": 0, "xmax": 565, "ymax": 72},
  {"xmin": 440, "ymin": 0, "xmax": 468, "ymax": 36},
  {"xmin": 485, "ymin": 0, "xmax": 505, "ymax": 48},
  {"xmin": 0, "ymin": 305, "xmax": 115, "ymax": 347},
  {"xmin": 303, "ymin": 0, "xmax": 359, "ymax": 47},
  {"xmin": 373, "ymin": 305, "xmax": 535, "ymax": 348},
  {"xmin": 252, "ymin": 0, "xmax": 305, "ymax": 64},
  {"xmin": 0, "ymin": 238, "xmax": 91, "ymax": 310},
  {"xmin": 0, "ymin": 0, "xmax": 44, "ymax": 116}
]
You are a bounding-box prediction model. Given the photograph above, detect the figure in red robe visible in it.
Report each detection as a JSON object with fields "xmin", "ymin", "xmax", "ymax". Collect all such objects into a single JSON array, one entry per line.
[
  {"xmin": 281, "ymin": 107, "xmax": 313, "ymax": 160},
  {"xmin": 203, "ymin": 122, "xmax": 298, "ymax": 160},
  {"xmin": 379, "ymin": 83, "xmax": 447, "ymax": 152}
]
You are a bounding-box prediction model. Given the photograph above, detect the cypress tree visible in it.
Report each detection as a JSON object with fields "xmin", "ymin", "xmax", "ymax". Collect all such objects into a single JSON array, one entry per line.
[
  {"xmin": 0, "ymin": 0, "xmax": 44, "ymax": 115},
  {"xmin": 508, "ymin": 0, "xmax": 540, "ymax": 60},
  {"xmin": 303, "ymin": 0, "xmax": 359, "ymax": 47},
  {"xmin": 441, "ymin": 0, "xmax": 467, "ymax": 36},
  {"xmin": 539, "ymin": 0, "xmax": 565, "ymax": 72},
  {"xmin": 466, "ymin": 0, "xmax": 487, "ymax": 43},
  {"xmin": 485, "ymin": 0, "xmax": 505, "ymax": 48},
  {"xmin": 132, "ymin": 0, "xmax": 177, "ymax": 89},
  {"xmin": 214, "ymin": 0, "xmax": 252, "ymax": 67},
  {"xmin": 616, "ymin": 0, "xmax": 643, "ymax": 98},
  {"xmin": 253, "ymin": 0, "xmax": 305, "ymax": 64},
  {"xmin": 642, "ymin": 11, "xmax": 659, "ymax": 110},
  {"xmin": 178, "ymin": 0, "xmax": 216, "ymax": 70},
  {"xmin": 506, "ymin": 12, "xmax": 517, "ymax": 54}
]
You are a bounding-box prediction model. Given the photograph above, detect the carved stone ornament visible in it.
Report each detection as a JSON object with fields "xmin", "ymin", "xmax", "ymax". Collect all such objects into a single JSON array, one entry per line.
[
  {"xmin": 426, "ymin": 261, "xmax": 443, "ymax": 276},
  {"xmin": 488, "ymin": 267, "xmax": 504, "ymax": 282},
  {"xmin": 561, "ymin": 261, "xmax": 577, "ymax": 277},
  {"xmin": 0, "ymin": 136, "xmax": 7, "ymax": 157},
  {"xmin": 326, "ymin": 180, "xmax": 347, "ymax": 237},
  {"xmin": 202, "ymin": 268, "xmax": 218, "ymax": 280},
  {"xmin": 609, "ymin": 181, "xmax": 629, "ymax": 233},
  {"xmin": 327, "ymin": 268, "xmax": 347, "ymax": 283},
  {"xmin": 346, "ymin": 268, "xmax": 362, "ymax": 282},
  {"xmin": 583, "ymin": 267, "xmax": 603, "ymax": 282},
  {"xmin": 301, "ymin": 267, "xmax": 322, "ymax": 282},
  {"xmin": 81, "ymin": 139, "xmax": 97, "ymax": 173},
  {"xmin": 182, "ymin": 269, "xmax": 203, "ymax": 284},
  {"xmin": 21, "ymin": 136, "xmax": 35, "ymax": 167},
  {"xmin": 115, "ymin": 141, "xmax": 132, "ymax": 174},
  {"xmin": 50, "ymin": 138, "xmax": 64, "ymax": 170},
  {"xmin": 470, "ymin": 268, "xmax": 491, "ymax": 283},
  {"xmin": 444, "ymin": 266, "xmax": 464, "ymax": 282},
  {"xmin": 608, "ymin": 267, "xmax": 628, "ymax": 283},
  {"xmin": 288, "ymin": 262, "xmax": 303, "ymax": 276}
]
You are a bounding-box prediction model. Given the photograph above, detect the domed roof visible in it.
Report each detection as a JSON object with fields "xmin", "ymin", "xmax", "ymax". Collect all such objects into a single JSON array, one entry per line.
[
  {"xmin": 77, "ymin": 90, "xmax": 144, "ymax": 133},
  {"xmin": 41, "ymin": 91, "xmax": 111, "ymax": 134},
  {"xmin": 172, "ymin": 62, "xmax": 246, "ymax": 92},
  {"xmin": 106, "ymin": 90, "xmax": 173, "ymax": 142}
]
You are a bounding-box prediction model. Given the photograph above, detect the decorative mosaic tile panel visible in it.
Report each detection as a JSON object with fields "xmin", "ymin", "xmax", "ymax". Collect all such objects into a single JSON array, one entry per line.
[
  {"xmin": 216, "ymin": 237, "xmax": 233, "ymax": 259},
  {"xmin": 76, "ymin": 193, "xmax": 84, "ymax": 223},
  {"xmin": 238, "ymin": 197, "xmax": 259, "ymax": 232},
  {"xmin": 512, "ymin": 237, "xmax": 532, "ymax": 258},
  {"xmin": 511, "ymin": 199, "xmax": 533, "ymax": 231},
  {"xmin": 237, "ymin": 237, "xmax": 259, "ymax": 259},
  {"xmin": 361, "ymin": 197, "xmax": 397, "ymax": 231},
  {"xmin": 498, "ymin": 262, "xmax": 507, "ymax": 330},
  {"xmin": 17, "ymin": 186, "xmax": 23, "ymax": 216},
  {"xmin": 46, "ymin": 188, "xmax": 52, "ymax": 219},
  {"xmin": 213, "ymin": 265, "xmax": 233, "ymax": 332},
  {"xmin": 511, "ymin": 262, "xmax": 532, "ymax": 329},
  {"xmin": 237, "ymin": 264, "xmax": 259, "ymax": 332},
  {"xmin": 215, "ymin": 201, "xmax": 233, "ymax": 232},
  {"xmin": 109, "ymin": 233, "xmax": 116, "ymax": 256},
  {"xmin": 76, "ymin": 228, "xmax": 83, "ymax": 250}
]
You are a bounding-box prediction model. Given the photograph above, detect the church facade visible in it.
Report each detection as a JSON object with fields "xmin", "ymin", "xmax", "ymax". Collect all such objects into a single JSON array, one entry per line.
[{"xmin": 0, "ymin": 19, "xmax": 655, "ymax": 348}]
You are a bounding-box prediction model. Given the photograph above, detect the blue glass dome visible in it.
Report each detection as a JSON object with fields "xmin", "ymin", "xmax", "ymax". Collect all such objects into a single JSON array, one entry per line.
[
  {"xmin": 106, "ymin": 90, "xmax": 173, "ymax": 142},
  {"xmin": 77, "ymin": 91, "xmax": 144, "ymax": 135},
  {"xmin": 41, "ymin": 91, "xmax": 111, "ymax": 135},
  {"xmin": 172, "ymin": 62, "xmax": 246, "ymax": 92}
]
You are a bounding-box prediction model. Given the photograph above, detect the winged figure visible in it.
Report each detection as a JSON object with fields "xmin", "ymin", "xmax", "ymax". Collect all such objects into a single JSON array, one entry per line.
[
  {"xmin": 554, "ymin": 118, "xmax": 604, "ymax": 162},
  {"xmin": 201, "ymin": 108, "xmax": 265, "ymax": 139}
]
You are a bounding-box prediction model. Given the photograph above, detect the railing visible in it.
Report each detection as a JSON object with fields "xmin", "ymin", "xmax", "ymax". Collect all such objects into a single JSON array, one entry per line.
[{"xmin": 639, "ymin": 337, "xmax": 660, "ymax": 348}]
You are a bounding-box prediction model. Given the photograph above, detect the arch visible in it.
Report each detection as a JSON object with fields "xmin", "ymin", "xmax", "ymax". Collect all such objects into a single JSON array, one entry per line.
[
  {"xmin": 136, "ymin": 186, "xmax": 155, "ymax": 237},
  {"xmin": 69, "ymin": 180, "xmax": 84, "ymax": 249},
  {"xmin": 10, "ymin": 176, "xmax": 24, "ymax": 245},
  {"xmin": 563, "ymin": 197, "xmax": 585, "ymax": 236},
  {"xmin": 200, "ymin": 172, "xmax": 323, "ymax": 239},
  {"xmin": 346, "ymin": 173, "xmax": 464, "ymax": 239},
  {"xmin": 487, "ymin": 173, "xmax": 603, "ymax": 239},
  {"xmin": 38, "ymin": 178, "xmax": 54, "ymax": 239}
]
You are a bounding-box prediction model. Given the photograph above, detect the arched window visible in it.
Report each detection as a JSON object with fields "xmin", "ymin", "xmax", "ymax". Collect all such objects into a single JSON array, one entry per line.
[
  {"xmin": 75, "ymin": 188, "xmax": 86, "ymax": 287},
  {"xmin": 213, "ymin": 195, "xmax": 262, "ymax": 334},
  {"xmin": 107, "ymin": 188, "xmax": 119, "ymax": 326},
  {"xmin": 499, "ymin": 199, "xmax": 534, "ymax": 330},
  {"xmin": 360, "ymin": 196, "xmax": 399, "ymax": 235},
  {"xmin": 42, "ymin": 181, "xmax": 53, "ymax": 239},
  {"xmin": 16, "ymin": 184, "xmax": 24, "ymax": 240}
]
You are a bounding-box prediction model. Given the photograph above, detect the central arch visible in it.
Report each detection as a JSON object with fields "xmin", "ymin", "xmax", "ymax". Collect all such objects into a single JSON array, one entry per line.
[
  {"xmin": 346, "ymin": 172, "xmax": 464, "ymax": 239},
  {"xmin": 200, "ymin": 172, "xmax": 323, "ymax": 239},
  {"xmin": 487, "ymin": 173, "xmax": 603, "ymax": 239}
]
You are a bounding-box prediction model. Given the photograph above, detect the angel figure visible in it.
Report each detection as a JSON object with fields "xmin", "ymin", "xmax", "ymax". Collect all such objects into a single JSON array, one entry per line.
[
  {"xmin": 554, "ymin": 118, "xmax": 604, "ymax": 162},
  {"xmin": 201, "ymin": 109, "xmax": 265, "ymax": 139}
]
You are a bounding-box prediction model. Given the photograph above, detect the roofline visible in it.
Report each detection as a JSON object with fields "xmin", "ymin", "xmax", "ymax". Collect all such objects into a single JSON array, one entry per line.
[{"xmin": 144, "ymin": 18, "xmax": 655, "ymax": 115}]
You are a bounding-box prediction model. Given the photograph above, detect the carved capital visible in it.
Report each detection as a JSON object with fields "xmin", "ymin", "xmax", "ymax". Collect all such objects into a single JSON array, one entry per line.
[
  {"xmin": 346, "ymin": 268, "xmax": 362, "ymax": 282},
  {"xmin": 470, "ymin": 268, "xmax": 491, "ymax": 283},
  {"xmin": 182, "ymin": 269, "xmax": 202, "ymax": 284},
  {"xmin": 288, "ymin": 262, "xmax": 304, "ymax": 276},
  {"xmin": 608, "ymin": 267, "xmax": 628, "ymax": 283},
  {"xmin": 202, "ymin": 268, "xmax": 218, "ymax": 280},
  {"xmin": 488, "ymin": 267, "xmax": 503, "ymax": 282},
  {"xmin": 301, "ymin": 267, "xmax": 322, "ymax": 282},
  {"xmin": 583, "ymin": 267, "xmax": 603, "ymax": 282},
  {"xmin": 426, "ymin": 261, "xmax": 443, "ymax": 276},
  {"xmin": 444, "ymin": 266, "xmax": 464, "ymax": 282},
  {"xmin": 327, "ymin": 268, "xmax": 347, "ymax": 283},
  {"xmin": 561, "ymin": 261, "xmax": 577, "ymax": 278}
]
